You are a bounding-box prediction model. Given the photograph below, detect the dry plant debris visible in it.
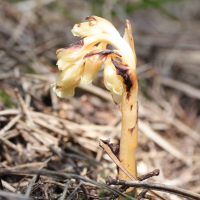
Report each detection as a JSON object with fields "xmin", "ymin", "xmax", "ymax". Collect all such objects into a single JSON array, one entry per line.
[{"xmin": 0, "ymin": 1, "xmax": 200, "ymax": 200}]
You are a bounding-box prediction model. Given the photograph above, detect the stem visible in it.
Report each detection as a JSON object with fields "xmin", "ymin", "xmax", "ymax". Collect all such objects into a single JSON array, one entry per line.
[
  {"xmin": 85, "ymin": 34, "xmax": 138, "ymax": 189},
  {"xmin": 119, "ymin": 85, "xmax": 138, "ymax": 182}
]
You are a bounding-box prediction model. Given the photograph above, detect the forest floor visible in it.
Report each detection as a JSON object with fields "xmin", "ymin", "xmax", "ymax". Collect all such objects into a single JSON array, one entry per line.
[{"xmin": 0, "ymin": 1, "xmax": 200, "ymax": 199}]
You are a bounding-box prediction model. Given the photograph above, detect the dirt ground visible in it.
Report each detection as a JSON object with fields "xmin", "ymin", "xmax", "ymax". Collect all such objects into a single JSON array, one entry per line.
[{"xmin": 0, "ymin": 0, "xmax": 200, "ymax": 199}]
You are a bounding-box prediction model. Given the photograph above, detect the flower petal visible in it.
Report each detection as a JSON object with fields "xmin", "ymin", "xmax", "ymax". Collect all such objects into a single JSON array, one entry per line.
[
  {"xmin": 72, "ymin": 21, "xmax": 103, "ymax": 38},
  {"xmin": 104, "ymin": 59, "xmax": 123, "ymax": 95},
  {"xmin": 72, "ymin": 15, "xmax": 120, "ymax": 38},
  {"xmin": 56, "ymin": 40, "xmax": 86, "ymax": 70},
  {"xmin": 111, "ymin": 58, "xmax": 137, "ymax": 99},
  {"xmin": 52, "ymin": 59, "xmax": 85, "ymax": 98},
  {"xmin": 80, "ymin": 59, "xmax": 102, "ymax": 85},
  {"xmin": 123, "ymin": 20, "xmax": 137, "ymax": 65},
  {"xmin": 80, "ymin": 43, "xmax": 107, "ymax": 85},
  {"xmin": 86, "ymin": 16, "xmax": 120, "ymax": 36},
  {"xmin": 112, "ymin": 92, "xmax": 122, "ymax": 109}
]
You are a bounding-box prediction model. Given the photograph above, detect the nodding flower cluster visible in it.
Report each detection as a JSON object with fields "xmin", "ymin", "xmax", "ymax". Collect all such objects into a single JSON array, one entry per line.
[{"xmin": 52, "ymin": 16, "xmax": 137, "ymax": 108}]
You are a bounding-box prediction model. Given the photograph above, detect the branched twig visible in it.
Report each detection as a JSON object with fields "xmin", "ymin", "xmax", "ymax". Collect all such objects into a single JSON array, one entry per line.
[
  {"xmin": 111, "ymin": 168, "xmax": 160, "ymax": 197},
  {"xmin": 100, "ymin": 139, "xmax": 165, "ymax": 200},
  {"xmin": 107, "ymin": 168, "xmax": 160, "ymax": 196},
  {"xmin": 106, "ymin": 177, "xmax": 200, "ymax": 200},
  {"xmin": 137, "ymin": 169, "xmax": 160, "ymax": 181}
]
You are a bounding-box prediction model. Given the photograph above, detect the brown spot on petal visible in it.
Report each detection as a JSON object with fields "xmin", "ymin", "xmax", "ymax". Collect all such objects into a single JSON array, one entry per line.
[
  {"xmin": 56, "ymin": 85, "xmax": 62, "ymax": 89},
  {"xmin": 56, "ymin": 39, "xmax": 84, "ymax": 55},
  {"xmin": 85, "ymin": 15, "xmax": 97, "ymax": 21},
  {"xmin": 77, "ymin": 23, "xmax": 81, "ymax": 27},
  {"xmin": 130, "ymin": 105, "xmax": 133, "ymax": 110},
  {"xmin": 111, "ymin": 59, "xmax": 136, "ymax": 99},
  {"xmin": 84, "ymin": 49, "xmax": 121, "ymax": 62},
  {"xmin": 89, "ymin": 21, "xmax": 94, "ymax": 26}
]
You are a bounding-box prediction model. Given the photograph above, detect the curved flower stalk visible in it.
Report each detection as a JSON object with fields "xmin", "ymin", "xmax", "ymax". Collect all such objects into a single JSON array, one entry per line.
[{"xmin": 52, "ymin": 16, "xmax": 138, "ymax": 193}]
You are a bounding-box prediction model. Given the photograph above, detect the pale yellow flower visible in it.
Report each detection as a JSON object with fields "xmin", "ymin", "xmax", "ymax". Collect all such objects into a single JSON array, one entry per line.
[
  {"xmin": 56, "ymin": 40, "xmax": 87, "ymax": 70},
  {"xmin": 52, "ymin": 16, "xmax": 136, "ymax": 105},
  {"xmin": 104, "ymin": 59, "xmax": 123, "ymax": 96},
  {"xmin": 52, "ymin": 59, "xmax": 85, "ymax": 97}
]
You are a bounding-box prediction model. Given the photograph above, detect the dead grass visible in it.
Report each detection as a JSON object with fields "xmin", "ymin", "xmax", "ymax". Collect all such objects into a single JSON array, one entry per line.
[{"xmin": 0, "ymin": 0, "xmax": 200, "ymax": 199}]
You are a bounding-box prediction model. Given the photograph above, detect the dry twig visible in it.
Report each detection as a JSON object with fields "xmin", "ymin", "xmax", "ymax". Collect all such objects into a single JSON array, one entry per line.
[
  {"xmin": 106, "ymin": 177, "xmax": 200, "ymax": 200},
  {"xmin": 99, "ymin": 139, "xmax": 165, "ymax": 200}
]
